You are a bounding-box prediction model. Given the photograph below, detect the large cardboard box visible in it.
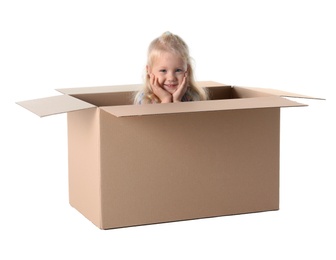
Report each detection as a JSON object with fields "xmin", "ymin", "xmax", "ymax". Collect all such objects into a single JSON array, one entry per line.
[{"xmin": 17, "ymin": 81, "xmax": 319, "ymax": 229}]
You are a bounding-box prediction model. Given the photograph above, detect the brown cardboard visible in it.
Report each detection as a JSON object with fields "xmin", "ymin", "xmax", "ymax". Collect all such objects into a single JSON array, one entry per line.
[{"xmin": 17, "ymin": 81, "xmax": 320, "ymax": 229}]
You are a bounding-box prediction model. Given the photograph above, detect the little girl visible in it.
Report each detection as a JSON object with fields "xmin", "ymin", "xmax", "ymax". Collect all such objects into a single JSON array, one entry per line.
[{"xmin": 134, "ymin": 32, "xmax": 208, "ymax": 104}]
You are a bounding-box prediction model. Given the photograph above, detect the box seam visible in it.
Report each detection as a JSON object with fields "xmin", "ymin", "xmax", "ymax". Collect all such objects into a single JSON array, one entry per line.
[{"xmin": 97, "ymin": 108, "xmax": 103, "ymax": 229}]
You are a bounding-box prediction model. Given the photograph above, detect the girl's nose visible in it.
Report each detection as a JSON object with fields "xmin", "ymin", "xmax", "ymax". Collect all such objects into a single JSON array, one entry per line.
[{"xmin": 167, "ymin": 71, "xmax": 177, "ymax": 81}]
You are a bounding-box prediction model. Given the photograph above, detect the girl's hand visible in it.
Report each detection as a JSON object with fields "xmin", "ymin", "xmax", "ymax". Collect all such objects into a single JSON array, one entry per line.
[
  {"xmin": 149, "ymin": 73, "xmax": 172, "ymax": 103},
  {"xmin": 172, "ymin": 72, "xmax": 188, "ymax": 102}
]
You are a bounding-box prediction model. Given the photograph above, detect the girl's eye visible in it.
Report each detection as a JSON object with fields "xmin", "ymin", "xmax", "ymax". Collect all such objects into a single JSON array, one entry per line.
[
  {"xmin": 176, "ymin": 69, "xmax": 184, "ymax": 73},
  {"xmin": 159, "ymin": 69, "xmax": 167, "ymax": 73}
]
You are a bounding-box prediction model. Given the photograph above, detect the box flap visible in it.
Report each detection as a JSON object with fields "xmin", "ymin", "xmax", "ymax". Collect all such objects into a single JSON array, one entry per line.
[
  {"xmin": 57, "ymin": 84, "xmax": 141, "ymax": 95},
  {"xmin": 17, "ymin": 95, "xmax": 96, "ymax": 117},
  {"xmin": 238, "ymin": 87, "xmax": 324, "ymax": 100},
  {"xmin": 101, "ymin": 96, "xmax": 307, "ymax": 118},
  {"xmin": 197, "ymin": 81, "xmax": 230, "ymax": 88}
]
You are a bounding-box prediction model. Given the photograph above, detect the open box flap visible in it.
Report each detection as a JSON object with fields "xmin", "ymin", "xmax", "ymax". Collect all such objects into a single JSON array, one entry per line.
[
  {"xmin": 17, "ymin": 95, "xmax": 96, "ymax": 117},
  {"xmin": 57, "ymin": 84, "xmax": 141, "ymax": 95},
  {"xmin": 237, "ymin": 87, "xmax": 325, "ymax": 100},
  {"xmin": 101, "ymin": 96, "xmax": 307, "ymax": 118}
]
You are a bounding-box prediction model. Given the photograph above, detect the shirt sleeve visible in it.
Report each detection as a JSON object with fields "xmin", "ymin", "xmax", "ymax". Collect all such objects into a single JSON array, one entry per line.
[{"xmin": 134, "ymin": 92, "xmax": 145, "ymax": 105}]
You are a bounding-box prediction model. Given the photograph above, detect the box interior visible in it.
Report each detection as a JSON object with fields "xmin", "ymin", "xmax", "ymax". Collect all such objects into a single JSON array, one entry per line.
[{"xmin": 69, "ymin": 86, "xmax": 266, "ymax": 107}]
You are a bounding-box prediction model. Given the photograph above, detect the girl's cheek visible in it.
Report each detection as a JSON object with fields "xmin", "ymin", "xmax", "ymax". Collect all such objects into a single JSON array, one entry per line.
[{"xmin": 178, "ymin": 74, "xmax": 185, "ymax": 83}]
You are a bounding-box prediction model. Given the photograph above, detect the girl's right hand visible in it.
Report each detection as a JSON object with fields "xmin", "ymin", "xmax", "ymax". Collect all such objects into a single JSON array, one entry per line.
[{"xmin": 149, "ymin": 73, "xmax": 172, "ymax": 103}]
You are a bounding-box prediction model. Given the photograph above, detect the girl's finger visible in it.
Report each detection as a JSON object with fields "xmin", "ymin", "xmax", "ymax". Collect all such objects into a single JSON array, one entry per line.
[
  {"xmin": 180, "ymin": 74, "xmax": 187, "ymax": 89},
  {"xmin": 150, "ymin": 73, "xmax": 154, "ymax": 86},
  {"xmin": 149, "ymin": 74, "xmax": 156, "ymax": 91},
  {"xmin": 154, "ymin": 76, "xmax": 161, "ymax": 88}
]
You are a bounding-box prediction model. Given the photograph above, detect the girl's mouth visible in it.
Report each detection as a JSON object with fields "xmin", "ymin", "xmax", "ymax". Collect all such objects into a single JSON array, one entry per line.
[{"xmin": 164, "ymin": 84, "xmax": 177, "ymax": 88}]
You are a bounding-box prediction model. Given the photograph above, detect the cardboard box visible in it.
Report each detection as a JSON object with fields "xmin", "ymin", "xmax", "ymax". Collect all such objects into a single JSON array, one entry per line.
[{"xmin": 17, "ymin": 81, "xmax": 319, "ymax": 229}]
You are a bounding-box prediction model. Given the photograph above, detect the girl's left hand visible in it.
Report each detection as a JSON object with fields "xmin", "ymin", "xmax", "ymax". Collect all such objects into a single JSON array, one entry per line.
[{"xmin": 172, "ymin": 72, "xmax": 188, "ymax": 102}]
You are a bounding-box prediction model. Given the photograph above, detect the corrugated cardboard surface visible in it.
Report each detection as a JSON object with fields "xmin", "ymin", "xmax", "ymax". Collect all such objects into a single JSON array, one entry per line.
[
  {"xmin": 101, "ymin": 96, "xmax": 305, "ymax": 117},
  {"xmin": 17, "ymin": 95, "xmax": 95, "ymax": 117},
  {"xmin": 67, "ymin": 108, "xmax": 102, "ymax": 227},
  {"xmin": 17, "ymin": 82, "xmax": 316, "ymax": 229},
  {"xmin": 96, "ymin": 107, "xmax": 280, "ymax": 229}
]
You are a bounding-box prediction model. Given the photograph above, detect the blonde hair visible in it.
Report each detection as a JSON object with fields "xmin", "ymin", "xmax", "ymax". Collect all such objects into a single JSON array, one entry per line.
[{"xmin": 134, "ymin": 31, "xmax": 208, "ymax": 104}]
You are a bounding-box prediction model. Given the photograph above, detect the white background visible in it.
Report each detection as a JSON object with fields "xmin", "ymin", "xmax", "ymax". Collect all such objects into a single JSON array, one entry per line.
[{"xmin": 1, "ymin": 0, "xmax": 335, "ymax": 259}]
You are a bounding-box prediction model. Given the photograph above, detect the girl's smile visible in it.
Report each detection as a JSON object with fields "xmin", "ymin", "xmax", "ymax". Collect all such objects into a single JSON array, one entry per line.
[{"xmin": 163, "ymin": 83, "xmax": 178, "ymax": 90}]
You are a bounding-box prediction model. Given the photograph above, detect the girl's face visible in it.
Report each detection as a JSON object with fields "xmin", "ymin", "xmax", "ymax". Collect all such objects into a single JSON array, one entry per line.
[{"xmin": 148, "ymin": 51, "xmax": 188, "ymax": 94}]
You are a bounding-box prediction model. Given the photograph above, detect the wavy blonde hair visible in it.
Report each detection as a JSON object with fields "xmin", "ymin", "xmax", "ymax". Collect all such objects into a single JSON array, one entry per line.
[{"xmin": 134, "ymin": 32, "xmax": 208, "ymax": 104}]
